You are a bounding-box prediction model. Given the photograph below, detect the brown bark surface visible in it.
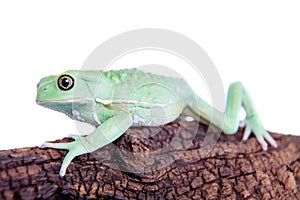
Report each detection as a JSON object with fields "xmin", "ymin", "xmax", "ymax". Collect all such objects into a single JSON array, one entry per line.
[{"xmin": 0, "ymin": 121, "xmax": 299, "ymax": 200}]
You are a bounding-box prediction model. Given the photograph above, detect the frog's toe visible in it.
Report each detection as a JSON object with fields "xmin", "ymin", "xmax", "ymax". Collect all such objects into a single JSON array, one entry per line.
[
  {"xmin": 41, "ymin": 142, "xmax": 72, "ymax": 150},
  {"xmin": 262, "ymin": 131, "xmax": 278, "ymax": 148},
  {"xmin": 242, "ymin": 125, "xmax": 251, "ymax": 141},
  {"xmin": 239, "ymin": 119, "xmax": 247, "ymax": 128},
  {"xmin": 41, "ymin": 140, "xmax": 90, "ymax": 176},
  {"xmin": 243, "ymin": 116, "xmax": 278, "ymax": 150},
  {"xmin": 254, "ymin": 132, "xmax": 269, "ymax": 150},
  {"xmin": 59, "ymin": 149, "xmax": 78, "ymax": 177},
  {"xmin": 58, "ymin": 140, "xmax": 90, "ymax": 177},
  {"xmin": 252, "ymin": 128, "xmax": 278, "ymax": 150}
]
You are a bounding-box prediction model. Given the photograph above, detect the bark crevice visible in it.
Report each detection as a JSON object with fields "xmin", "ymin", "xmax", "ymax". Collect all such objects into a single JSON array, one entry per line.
[{"xmin": 0, "ymin": 121, "xmax": 299, "ymax": 199}]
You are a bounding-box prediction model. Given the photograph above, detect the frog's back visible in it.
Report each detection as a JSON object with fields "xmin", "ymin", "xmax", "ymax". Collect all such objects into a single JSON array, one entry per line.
[
  {"xmin": 83, "ymin": 68, "xmax": 191, "ymax": 103},
  {"xmin": 102, "ymin": 68, "xmax": 187, "ymax": 89}
]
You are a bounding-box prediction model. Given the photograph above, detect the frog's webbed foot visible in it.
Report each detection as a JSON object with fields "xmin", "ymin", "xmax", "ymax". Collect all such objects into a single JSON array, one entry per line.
[
  {"xmin": 41, "ymin": 136, "xmax": 90, "ymax": 177},
  {"xmin": 242, "ymin": 115, "xmax": 278, "ymax": 150}
]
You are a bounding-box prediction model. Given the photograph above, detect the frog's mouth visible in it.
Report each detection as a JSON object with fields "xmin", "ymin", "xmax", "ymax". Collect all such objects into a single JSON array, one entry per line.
[
  {"xmin": 36, "ymin": 97, "xmax": 94, "ymax": 105},
  {"xmin": 36, "ymin": 99, "xmax": 75, "ymax": 104},
  {"xmin": 36, "ymin": 99, "xmax": 74, "ymax": 115}
]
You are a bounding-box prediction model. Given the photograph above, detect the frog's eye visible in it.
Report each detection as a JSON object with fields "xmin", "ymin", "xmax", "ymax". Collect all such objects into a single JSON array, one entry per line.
[{"xmin": 57, "ymin": 75, "xmax": 74, "ymax": 91}]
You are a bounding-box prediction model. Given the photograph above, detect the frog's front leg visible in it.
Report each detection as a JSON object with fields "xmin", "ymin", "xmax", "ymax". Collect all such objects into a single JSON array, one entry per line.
[{"xmin": 41, "ymin": 112, "xmax": 133, "ymax": 177}]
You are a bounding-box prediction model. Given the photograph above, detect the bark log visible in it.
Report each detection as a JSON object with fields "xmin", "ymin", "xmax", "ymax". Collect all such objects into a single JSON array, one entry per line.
[{"xmin": 0, "ymin": 121, "xmax": 299, "ymax": 200}]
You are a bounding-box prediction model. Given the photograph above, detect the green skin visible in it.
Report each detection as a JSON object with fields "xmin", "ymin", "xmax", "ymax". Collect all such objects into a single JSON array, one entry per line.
[{"xmin": 36, "ymin": 68, "xmax": 277, "ymax": 177}]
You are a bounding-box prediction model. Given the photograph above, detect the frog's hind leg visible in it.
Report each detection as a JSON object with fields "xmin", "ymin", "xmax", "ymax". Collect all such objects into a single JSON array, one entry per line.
[{"xmin": 188, "ymin": 82, "xmax": 277, "ymax": 150}]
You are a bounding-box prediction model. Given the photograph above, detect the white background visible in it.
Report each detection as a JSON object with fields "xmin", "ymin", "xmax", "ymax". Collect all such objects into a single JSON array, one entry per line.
[{"xmin": 0, "ymin": 1, "xmax": 299, "ymax": 150}]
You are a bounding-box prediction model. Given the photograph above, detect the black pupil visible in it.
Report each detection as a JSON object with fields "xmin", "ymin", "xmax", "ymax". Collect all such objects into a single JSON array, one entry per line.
[{"xmin": 62, "ymin": 77, "xmax": 70, "ymax": 88}]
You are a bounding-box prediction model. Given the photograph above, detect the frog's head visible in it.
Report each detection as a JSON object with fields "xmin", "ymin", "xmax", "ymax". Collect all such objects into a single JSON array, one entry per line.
[{"xmin": 36, "ymin": 70, "xmax": 94, "ymax": 113}]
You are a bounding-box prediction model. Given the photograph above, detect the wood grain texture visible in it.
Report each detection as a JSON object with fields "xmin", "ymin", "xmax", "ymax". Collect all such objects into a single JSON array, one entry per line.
[{"xmin": 0, "ymin": 121, "xmax": 299, "ymax": 199}]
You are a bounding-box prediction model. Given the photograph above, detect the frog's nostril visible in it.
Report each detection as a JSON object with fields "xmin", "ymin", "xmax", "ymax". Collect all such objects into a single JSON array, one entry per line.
[{"xmin": 43, "ymin": 87, "xmax": 47, "ymax": 91}]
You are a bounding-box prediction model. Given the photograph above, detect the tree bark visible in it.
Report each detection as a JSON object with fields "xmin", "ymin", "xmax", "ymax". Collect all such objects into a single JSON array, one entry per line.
[{"xmin": 0, "ymin": 121, "xmax": 299, "ymax": 200}]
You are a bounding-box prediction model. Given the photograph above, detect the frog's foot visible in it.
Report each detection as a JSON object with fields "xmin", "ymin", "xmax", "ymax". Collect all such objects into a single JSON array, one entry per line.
[
  {"xmin": 242, "ymin": 115, "xmax": 278, "ymax": 150},
  {"xmin": 41, "ymin": 136, "xmax": 90, "ymax": 177}
]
